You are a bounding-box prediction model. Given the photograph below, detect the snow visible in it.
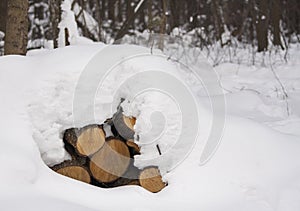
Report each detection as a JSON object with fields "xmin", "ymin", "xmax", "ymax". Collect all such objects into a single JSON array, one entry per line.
[
  {"xmin": 0, "ymin": 43, "xmax": 300, "ymax": 210},
  {"xmin": 58, "ymin": 0, "xmax": 93, "ymax": 47}
]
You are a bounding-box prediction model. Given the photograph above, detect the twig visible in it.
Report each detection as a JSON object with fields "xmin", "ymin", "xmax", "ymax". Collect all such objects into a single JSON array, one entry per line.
[{"xmin": 269, "ymin": 61, "xmax": 290, "ymax": 116}]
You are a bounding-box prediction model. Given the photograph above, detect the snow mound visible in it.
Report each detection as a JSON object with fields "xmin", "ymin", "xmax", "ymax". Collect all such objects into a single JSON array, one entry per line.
[{"xmin": 0, "ymin": 44, "xmax": 300, "ymax": 210}]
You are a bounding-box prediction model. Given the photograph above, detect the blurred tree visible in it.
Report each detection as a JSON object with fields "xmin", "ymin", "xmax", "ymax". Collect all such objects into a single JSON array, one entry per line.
[
  {"xmin": 49, "ymin": 0, "xmax": 61, "ymax": 48},
  {"xmin": 256, "ymin": 0, "xmax": 269, "ymax": 52},
  {"xmin": 270, "ymin": 0, "xmax": 284, "ymax": 49},
  {"xmin": 0, "ymin": 0, "xmax": 8, "ymax": 33}
]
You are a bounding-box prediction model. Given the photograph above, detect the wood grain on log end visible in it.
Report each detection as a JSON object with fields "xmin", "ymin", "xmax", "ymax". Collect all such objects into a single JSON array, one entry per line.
[
  {"xmin": 139, "ymin": 167, "xmax": 166, "ymax": 193},
  {"xmin": 89, "ymin": 138, "xmax": 131, "ymax": 183},
  {"xmin": 76, "ymin": 125, "xmax": 105, "ymax": 156},
  {"xmin": 64, "ymin": 125, "xmax": 106, "ymax": 157},
  {"xmin": 51, "ymin": 160, "xmax": 91, "ymax": 184}
]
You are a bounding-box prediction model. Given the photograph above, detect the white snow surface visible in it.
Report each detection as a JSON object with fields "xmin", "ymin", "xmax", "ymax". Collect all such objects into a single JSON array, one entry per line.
[{"xmin": 0, "ymin": 43, "xmax": 300, "ymax": 210}]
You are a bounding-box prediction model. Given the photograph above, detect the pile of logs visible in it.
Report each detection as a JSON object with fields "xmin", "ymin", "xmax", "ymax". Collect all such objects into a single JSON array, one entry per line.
[{"xmin": 50, "ymin": 108, "xmax": 166, "ymax": 193}]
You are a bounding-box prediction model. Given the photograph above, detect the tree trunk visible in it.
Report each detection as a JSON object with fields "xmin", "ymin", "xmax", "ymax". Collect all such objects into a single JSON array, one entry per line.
[
  {"xmin": 147, "ymin": 0, "xmax": 153, "ymax": 30},
  {"xmin": 270, "ymin": 0, "xmax": 284, "ymax": 49},
  {"xmin": 108, "ymin": 0, "xmax": 116, "ymax": 26},
  {"xmin": 256, "ymin": 0, "xmax": 269, "ymax": 52},
  {"xmin": 95, "ymin": 0, "xmax": 102, "ymax": 41},
  {"xmin": 100, "ymin": 0, "xmax": 106, "ymax": 21},
  {"xmin": 4, "ymin": 0, "xmax": 28, "ymax": 55},
  {"xmin": 158, "ymin": 0, "xmax": 167, "ymax": 50},
  {"xmin": 117, "ymin": 0, "xmax": 123, "ymax": 23},
  {"xmin": 49, "ymin": 0, "xmax": 61, "ymax": 48},
  {"xmin": 211, "ymin": 0, "xmax": 225, "ymax": 46},
  {"xmin": 170, "ymin": 0, "xmax": 179, "ymax": 29},
  {"xmin": 114, "ymin": 0, "xmax": 146, "ymax": 42},
  {"xmin": 0, "ymin": 0, "xmax": 8, "ymax": 33},
  {"xmin": 126, "ymin": 0, "xmax": 134, "ymax": 29}
]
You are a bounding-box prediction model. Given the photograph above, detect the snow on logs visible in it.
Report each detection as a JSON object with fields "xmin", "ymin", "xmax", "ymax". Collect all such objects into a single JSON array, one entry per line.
[{"xmin": 50, "ymin": 111, "xmax": 166, "ymax": 193}]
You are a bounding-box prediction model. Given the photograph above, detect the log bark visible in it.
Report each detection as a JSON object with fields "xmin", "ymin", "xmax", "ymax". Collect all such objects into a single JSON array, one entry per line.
[
  {"xmin": 112, "ymin": 108, "xmax": 136, "ymax": 140},
  {"xmin": 89, "ymin": 138, "xmax": 131, "ymax": 183},
  {"xmin": 108, "ymin": 160, "xmax": 140, "ymax": 187},
  {"xmin": 51, "ymin": 160, "xmax": 91, "ymax": 184},
  {"xmin": 64, "ymin": 125, "xmax": 106, "ymax": 157},
  {"xmin": 139, "ymin": 167, "xmax": 166, "ymax": 193},
  {"xmin": 126, "ymin": 139, "xmax": 140, "ymax": 156}
]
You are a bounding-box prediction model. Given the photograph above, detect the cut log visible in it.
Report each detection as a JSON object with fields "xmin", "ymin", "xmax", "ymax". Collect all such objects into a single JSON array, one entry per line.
[
  {"xmin": 110, "ymin": 177, "xmax": 140, "ymax": 187},
  {"xmin": 139, "ymin": 167, "xmax": 166, "ymax": 193},
  {"xmin": 113, "ymin": 108, "xmax": 136, "ymax": 140},
  {"xmin": 126, "ymin": 139, "xmax": 141, "ymax": 156},
  {"xmin": 108, "ymin": 161, "xmax": 140, "ymax": 187},
  {"xmin": 51, "ymin": 160, "xmax": 91, "ymax": 184},
  {"xmin": 89, "ymin": 138, "xmax": 131, "ymax": 183},
  {"xmin": 63, "ymin": 140, "xmax": 88, "ymax": 165},
  {"xmin": 64, "ymin": 125, "xmax": 106, "ymax": 157}
]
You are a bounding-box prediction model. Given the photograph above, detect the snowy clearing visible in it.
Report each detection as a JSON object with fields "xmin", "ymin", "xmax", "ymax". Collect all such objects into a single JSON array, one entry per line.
[{"xmin": 0, "ymin": 43, "xmax": 300, "ymax": 210}]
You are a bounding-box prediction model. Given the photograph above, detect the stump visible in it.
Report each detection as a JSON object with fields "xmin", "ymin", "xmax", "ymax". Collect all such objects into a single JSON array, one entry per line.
[
  {"xmin": 139, "ymin": 167, "xmax": 166, "ymax": 193},
  {"xmin": 64, "ymin": 125, "xmax": 105, "ymax": 157},
  {"xmin": 51, "ymin": 160, "xmax": 91, "ymax": 184},
  {"xmin": 89, "ymin": 138, "xmax": 131, "ymax": 183}
]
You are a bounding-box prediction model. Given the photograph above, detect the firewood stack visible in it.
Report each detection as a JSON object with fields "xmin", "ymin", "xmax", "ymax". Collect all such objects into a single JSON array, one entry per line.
[{"xmin": 50, "ymin": 108, "xmax": 166, "ymax": 193}]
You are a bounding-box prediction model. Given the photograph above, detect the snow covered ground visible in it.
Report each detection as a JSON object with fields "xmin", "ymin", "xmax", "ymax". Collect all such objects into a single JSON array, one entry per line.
[{"xmin": 0, "ymin": 43, "xmax": 300, "ymax": 211}]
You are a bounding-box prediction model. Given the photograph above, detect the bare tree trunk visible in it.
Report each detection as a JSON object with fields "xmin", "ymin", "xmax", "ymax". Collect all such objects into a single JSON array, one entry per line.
[
  {"xmin": 114, "ymin": 0, "xmax": 146, "ymax": 42},
  {"xmin": 50, "ymin": 0, "xmax": 61, "ymax": 48},
  {"xmin": 126, "ymin": 0, "xmax": 134, "ymax": 29},
  {"xmin": 211, "ymin": 0, "xmax": 225, "ymax": 46},
  {"xmin": 95, "ymin": 0, "xmax": 102, "ymax": 41},
  {"xmin": 147, "ymin": 0, "xmax": 153, "ymax": 31},
  {"xmin": 117, "ymin": 0, "xmax": 123, "ymax": 23},
  {"xmin": 271, "ymin": 0, "xmax": 284, "ymax": 49},
  {"xmin": 100, "ymin": 0, "xmax": 106, "ymax": 21},
  {"xmin": 158, "ymin": 0, "xmax": 167, "ymax": 50},
  {"xmin": 108, "ymin": 0, "xmax": 116, "ymax": 26},
  {"xmin": 170, "ymin": 0, "xmax": 179, "ymax": 29},
  {"xmin": 4, "ymin": 0, "xmax": 28, "ymax": 55},
  {"xmin": 256, "ymin": 0, "xmax": 269, "ymax": 52},
  {"xmin": 0, "ymin": 0, "xmax": 8, "ymax": 33}
]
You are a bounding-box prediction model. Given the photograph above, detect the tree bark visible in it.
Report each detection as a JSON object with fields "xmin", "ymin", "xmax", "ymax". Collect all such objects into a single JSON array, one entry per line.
[
  {"xmin": 211, "ymin": 0, "xmax": 225, "ymax": 46},
  {"xmin": 170, "ymin": 0, "xmax": 179, "ymax": 29},
  {"xmin": 270, "ymin": 0, "xmax": 284, "ymax": 49},
  {"xmin": 49, "ymin": 0, "xmax": 61, "ymax": 48},
  {"xmin": 108, "ymin": 0, "xmax": 116, "ymax": 26},
  {"xmin": 114, "ymin": 0, "xmax": 146, "ymax": 42},
  {"xmin": 95, "ymin": 0, "xmax": 102, "ymax": 41},
  {"xmin": 147, "ymin": 0, "xmax": 153, "ymax": 30},
  {"xmin": 0, "ymin": 0, "xmax": 8, "ymax": 33},
  {"xmin": 256, "ymin": 0, "xmax": 269, "ymax": 52},
  {"xmin": 4, "ymin": 0, "xmax": 28, "ymax": 55}
]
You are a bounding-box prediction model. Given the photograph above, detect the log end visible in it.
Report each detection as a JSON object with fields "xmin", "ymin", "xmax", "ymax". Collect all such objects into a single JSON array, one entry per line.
[{"xmin": 139, "ymin": 167, "xmax": 166, "ymax": 193}]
